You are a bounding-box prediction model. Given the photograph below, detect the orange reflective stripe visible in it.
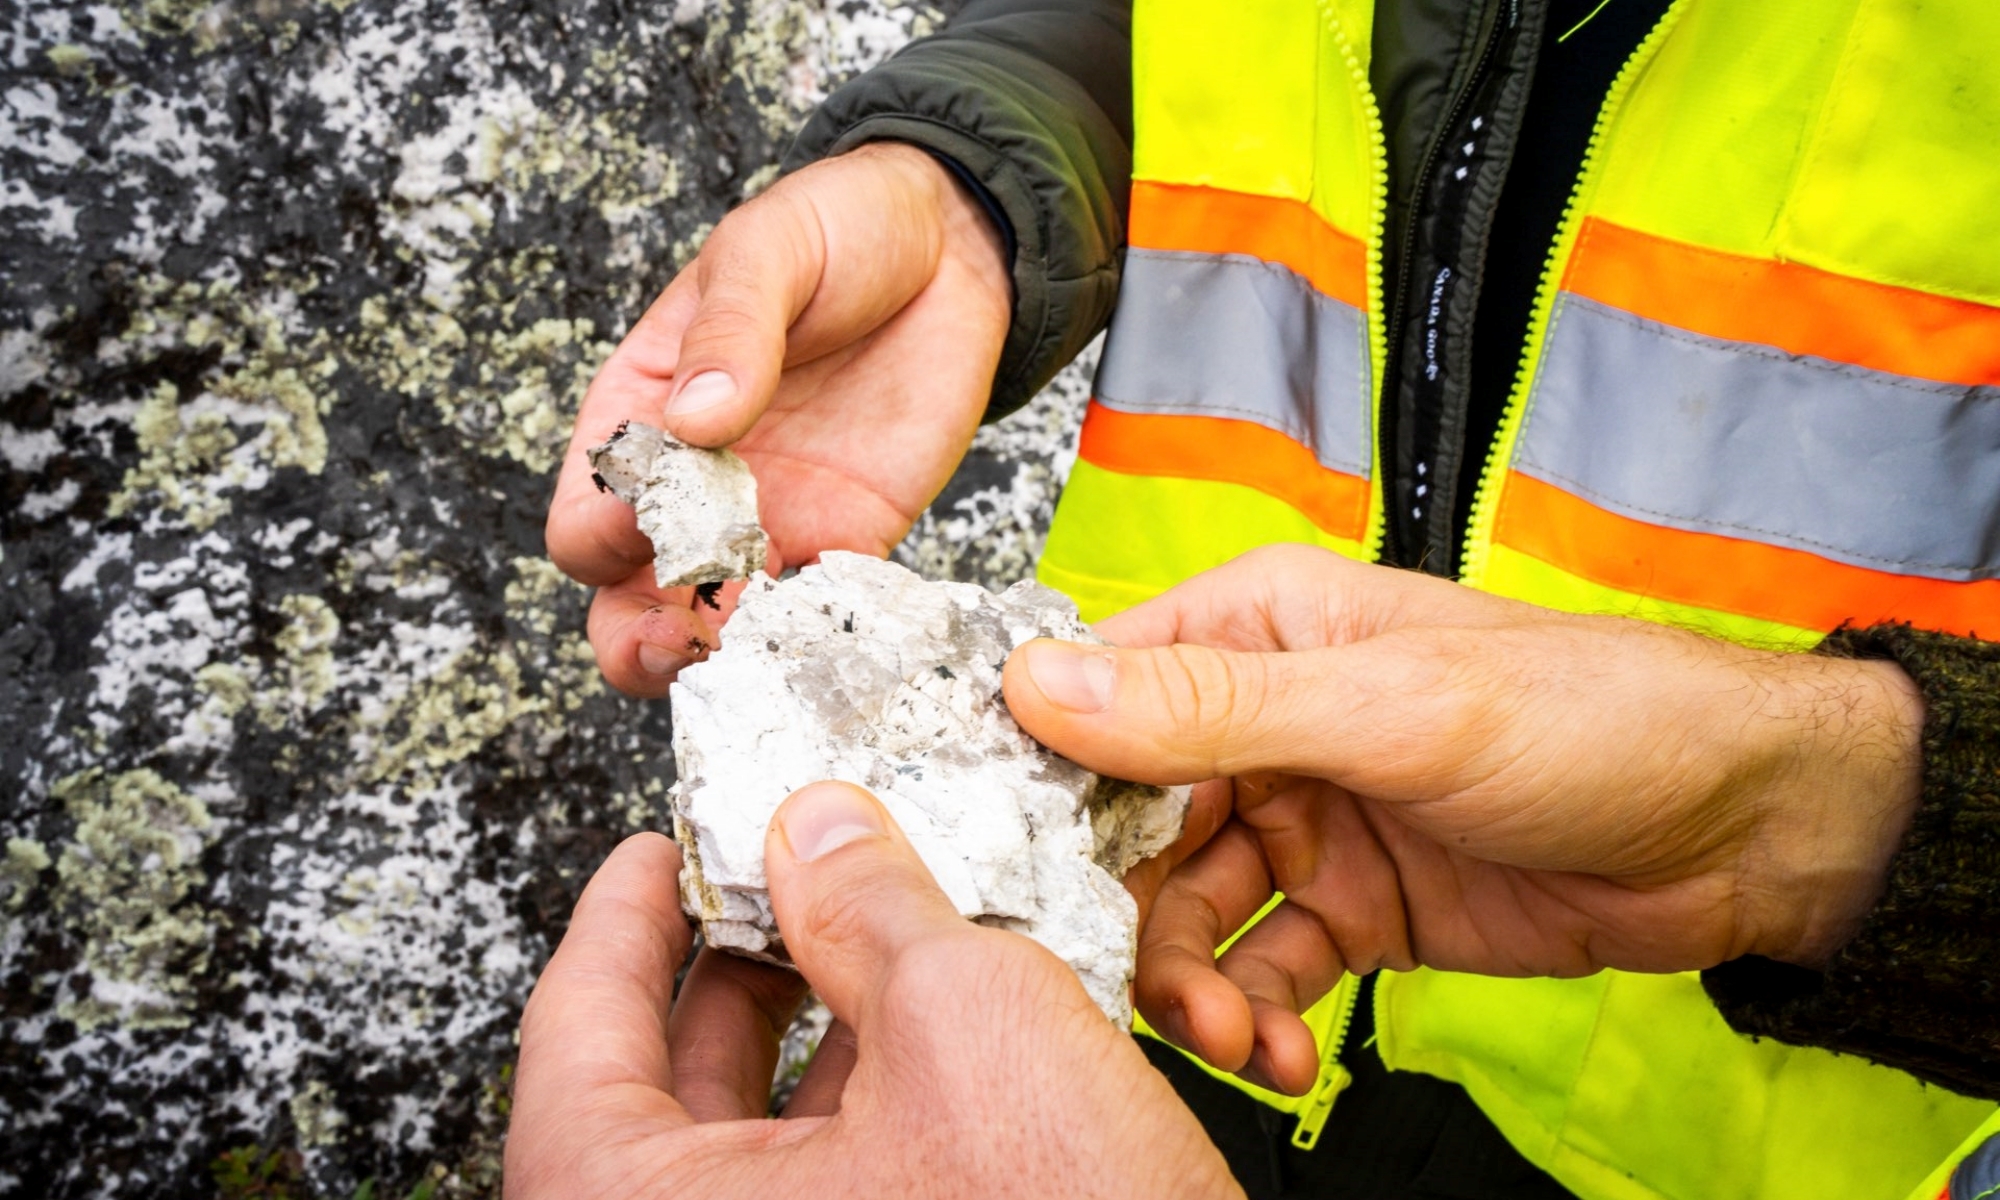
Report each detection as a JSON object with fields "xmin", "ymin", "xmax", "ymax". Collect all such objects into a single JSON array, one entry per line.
[
  {"xmin": 1564, "ymin": 217, "xmax": 2000, "ymax": 387},
  {"xmin": 1495, "ymin": 472, "xmax": 2000, "ymax": 638},
  {"xmin": 1077, "ymin": 402, "xmax": 1370, "ymax": 541},
  {"xmin": 1129, "ymin": 180, "xmax": 1369, "ymax": 310}
]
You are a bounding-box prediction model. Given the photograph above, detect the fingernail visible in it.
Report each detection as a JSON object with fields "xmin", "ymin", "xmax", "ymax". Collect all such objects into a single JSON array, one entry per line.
[
  {"xmin": 638, "ymin": 643, "xmax": 687, "ymax": 676},
  {"xmin": 1025, "ymin": 641, "xmax": 1116, "ymax": 713},
  {"xmin": 1236, "ymin": 1060, "xmax": 1277, "ymax": 1093},
  {"xmin": 779, "ymin": 783, "xmax": 888, "ymax": 862},
  {"xmin": 665, "ymin": 370, "xmax": 736, "ymax": 416}
]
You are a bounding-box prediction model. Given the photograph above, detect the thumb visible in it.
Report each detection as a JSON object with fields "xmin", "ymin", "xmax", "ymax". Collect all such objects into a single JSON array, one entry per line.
[
  {"xmin": 660, "ymin": 191, "xmax": 822, "ymax": 448},
  {"xmin": 662, "ymin": 145, "xmax": 950, "ymax": 449},
  {"xmin": 1003, "ymin": 638, "xmax": 1356, "ymax": 784},
  {"xmin": 763, "ymin": 782, "xmax": 976, "ymax": 1030}
]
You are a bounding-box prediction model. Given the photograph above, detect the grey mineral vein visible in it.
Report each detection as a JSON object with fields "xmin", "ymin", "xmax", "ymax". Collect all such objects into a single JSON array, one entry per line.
[
  {"xmin": 588, "ymin": 421, "xmax": 770, "ymax": 587},
  {"xmin": 671, "ymin": 552, "xmax": 1189, "ymax": 1027}
]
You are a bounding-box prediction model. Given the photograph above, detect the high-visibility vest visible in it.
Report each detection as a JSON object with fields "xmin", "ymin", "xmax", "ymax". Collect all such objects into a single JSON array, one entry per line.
[{"xmin": 1037, "ymin": 0, "xmax": 2000, "ymax": 1196}]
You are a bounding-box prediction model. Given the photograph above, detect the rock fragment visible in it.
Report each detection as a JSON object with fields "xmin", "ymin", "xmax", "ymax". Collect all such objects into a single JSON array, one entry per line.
[
  {"xmin": 586, "ymin": 420, "xmax": 770, "ymax": 588},
  {"xmin": 670, "ymin": 552, "xmax": 1189, "ymax": 1026}
]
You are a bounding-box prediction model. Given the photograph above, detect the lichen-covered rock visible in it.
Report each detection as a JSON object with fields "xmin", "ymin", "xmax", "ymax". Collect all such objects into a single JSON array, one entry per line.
[
  {"xmin": 671, "ymin": 552, "xmax": 1188, "ymax": 1026},
  {"xmin": 587, "ymin": 421, "xmax": 769, "ymax": 588},
  {"xmin": 0, "ymin": 1, "xmax": 1000, "ymax": 1196}
]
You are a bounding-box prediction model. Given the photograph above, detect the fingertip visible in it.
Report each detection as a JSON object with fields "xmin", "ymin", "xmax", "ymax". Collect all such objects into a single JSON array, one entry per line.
[
  {"xmin": 590, "ymin": 591, "xmax": 718, "ymax": 697},
  {"xmin": 1137, "ymin": 955, "xmax": 1256, "ymax": 1073},
  {"xmin": 546, "ymin": 474, "xmax": 657, "ymax": 587},
  {"xmin": 1024, "ymin": 638, "xmax": 1118, "ymax": 713},
  {"xmin": 763, "ymin": 782, "xmax": 965, "ymax": 1030},
  {"xmin": 1001, "ymin": 640, "xmax": 1108, "ymax": 745},
  {"xmin": 574, "ymin": 832, "xmax": 688, "ymax": 927},
  {"xmin": 660, "ymin": 369, "xmax": 762, "ymax": 448},
  {"xmin": 770, "ymin": 781, "xmax": 891, "ymax": 865},
  {"xmin": 1242, "ymin": 1002, "xmax": 1320, "ymax": 1097}
]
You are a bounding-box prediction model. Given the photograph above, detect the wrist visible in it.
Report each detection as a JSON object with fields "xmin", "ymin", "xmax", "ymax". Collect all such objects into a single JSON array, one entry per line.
[
  {"xmin": 1740, "ymin": 657, "xmax": 1925, "ymax": 968},
  {"xmin": 854, "ymin": 141, "xmax": 1012, "ymax": 316}
]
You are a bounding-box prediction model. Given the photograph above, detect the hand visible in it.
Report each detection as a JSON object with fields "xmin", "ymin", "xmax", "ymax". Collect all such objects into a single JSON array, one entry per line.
[
  {"xmin": 505, "ymin": 783, "xmax": 1241, "ymax": 1200},
  {"xmin": 999, "ymin": 545, "xmax": 1925, "ymax": 1096},
  {"xmin": 546, "ymin": 143, "xmax": 1012, "ymax": 695}
]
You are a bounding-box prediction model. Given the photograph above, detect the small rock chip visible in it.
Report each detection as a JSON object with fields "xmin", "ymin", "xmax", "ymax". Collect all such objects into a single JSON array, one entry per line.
[
  {"xmin": 671, "ymin": 552, "xmax": 1189, "ymax": 1026},
  {"xmin": 586, "ymin": 420, "xmax": 770, "ymax": 588}
]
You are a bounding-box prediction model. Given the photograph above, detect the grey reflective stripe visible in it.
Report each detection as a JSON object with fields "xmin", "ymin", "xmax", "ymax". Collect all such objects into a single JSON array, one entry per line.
[
  {"xmin": 1093, "ymin": 247, "xmax": 1373, "ymax": 478},
  {"xmin": 1515, "ymin": 294, "xmax": 2000, "ymax": 581}
]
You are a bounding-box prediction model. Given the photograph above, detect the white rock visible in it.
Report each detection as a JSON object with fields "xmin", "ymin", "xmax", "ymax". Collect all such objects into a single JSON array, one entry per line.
[
  {"xmin": 586, "ymin": 420, "xmax": 770, "ymax": 588},
  {"xmin": 670, "ymin": 552, "xmax": 1189, "ymax": 1026}
]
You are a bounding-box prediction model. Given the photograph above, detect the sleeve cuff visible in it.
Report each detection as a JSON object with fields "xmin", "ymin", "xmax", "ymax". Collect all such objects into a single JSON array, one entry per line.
[{"xmin": 1702, "ymin": 624, "xmax": 2000, "ymax": 1100}]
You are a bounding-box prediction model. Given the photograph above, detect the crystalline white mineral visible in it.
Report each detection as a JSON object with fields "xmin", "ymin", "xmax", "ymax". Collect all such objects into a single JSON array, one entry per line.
[
  {"xmin": 586, "ymin": 420, "xmax": 770, "ymax": 588},
  {"xmin": 671, "ymin": 552, "xmax": 1189, "ymax": 1026}
]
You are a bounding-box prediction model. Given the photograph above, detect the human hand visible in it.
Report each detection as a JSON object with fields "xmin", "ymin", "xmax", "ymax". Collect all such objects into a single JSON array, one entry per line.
[
  {"xmin": 1000, "ymin": 545, "xmax": 1925, "ymax": 1096},
  {"xmin": 546, "ymin": 142, "xmax": 1012, "ymax": 695},
  {"xmin": 504, "ymin": 783, "xmax": 1241, "ymax": 1200}
]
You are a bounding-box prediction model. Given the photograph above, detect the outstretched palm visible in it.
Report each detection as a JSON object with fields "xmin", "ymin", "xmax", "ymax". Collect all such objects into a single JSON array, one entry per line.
[{"xmin": 547, "ymin": 143, "xmax": 1011, "ymax": 694}]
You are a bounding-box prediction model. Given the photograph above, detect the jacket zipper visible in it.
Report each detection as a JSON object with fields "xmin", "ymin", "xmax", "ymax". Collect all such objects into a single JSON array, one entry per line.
[
  {"xmin": 1289, "ymin": 972, "xmax": 1364, "ymax": 1149},
  {"xmin": 1457, "ymin": 0, "xmax": 1691, "ymax": 584},
  {"xmin": 1318, "ymin": 0, "xmax": 1394, "ymax": 563},
  {"xmin": 1379, "ymin": 0, "xmax": 1513, "ymax": 567}
]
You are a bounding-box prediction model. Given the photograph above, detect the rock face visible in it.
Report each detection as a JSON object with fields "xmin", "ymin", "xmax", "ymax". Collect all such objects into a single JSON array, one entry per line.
[
  {"xmin": 0, "ymin": 0, "xmax": 1119, "ymax": 1192},
  {"xmin": 671, "ymin": 552, "xmax": 1188, "ymax": 1026},
  {"xmin": 588, "ymin": 421, "xmax": 770, "ymax": 588}
]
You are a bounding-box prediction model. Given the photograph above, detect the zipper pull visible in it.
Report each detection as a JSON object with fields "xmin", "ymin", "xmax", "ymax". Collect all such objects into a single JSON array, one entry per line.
[{"xmin": 1289, "ymin": 1062, "xmax": 1354, "ymax": 1150}]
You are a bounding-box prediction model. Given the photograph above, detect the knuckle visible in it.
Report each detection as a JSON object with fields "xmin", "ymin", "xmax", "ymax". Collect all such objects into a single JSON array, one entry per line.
[
  {"xmin": 1145, "ymin": 645, "xmax": 1270, "ymax": 769},
  {"xmin": 879, "ymin": 927, "xmax": 1060, "ymax": 1040},
  {"xmin": 793, "ymin": 869, "xmax": 895, "ymax": 951}
]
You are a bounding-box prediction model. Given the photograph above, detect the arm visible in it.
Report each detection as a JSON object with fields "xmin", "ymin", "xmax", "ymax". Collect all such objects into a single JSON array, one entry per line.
[
  {"xmin": 549, "ymin": 3, "xmax": 1131, "ymax": 696},
  {"xmin": 1704, "ymin": 625, "xmax": 2000, "ymax": 1098},
  {"xmin": 787, "ymin": 0, "xmax": 1135, "ymax": 414},
  {"xmin": 998, "ymin": 546, "xmax": 2000, "ymax": 1100}
]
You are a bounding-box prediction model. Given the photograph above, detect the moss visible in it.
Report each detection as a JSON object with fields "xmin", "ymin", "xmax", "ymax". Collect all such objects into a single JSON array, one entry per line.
[
  {"xmin": 49, "ymin": 768, "xmax": 220, "ymax": 1031},
  {"xmin": 46, "ymin": 43, "xmax": 91, "ymax": 74},
  {"xmin": 106, "ymin": 271, "xmax": 341, "ymax": 532},
  {"xmin": 271, "ymin": 594, "xmax": 340, "ymax": 717},
  {"xmin": 287, "ymin": 1080, "xmax": 347, "ymax": 1151},
  {"xmin": 196, "ymin": 661, "xmax": 255, "ymax": 717},
  {"xmin": 109, "ymin": 381, "xmax": 241, "ymax": 530},
  {"xmin": 2, "ymin": 837, "xmax": 51, "ymax": 912},
  {"xmin": 502, "ymin": 556, "xmax": 580, "ymax": 639}
]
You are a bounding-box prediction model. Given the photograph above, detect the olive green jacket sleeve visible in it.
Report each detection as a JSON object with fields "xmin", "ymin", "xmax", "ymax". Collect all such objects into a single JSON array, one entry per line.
[
  {"xmin": 782, "ymin": 0, "xmax": 1134, "ymax": 417},
  {"xmin": 1705, "ymin": 627, "xmax": 2000, "ymax": 1100}
]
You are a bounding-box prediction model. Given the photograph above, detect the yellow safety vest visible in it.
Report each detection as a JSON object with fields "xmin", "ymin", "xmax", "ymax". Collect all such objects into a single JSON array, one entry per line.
[{"xmin": 1037, "ymin": 0, "xmax": 2000, "ymax": 1195}]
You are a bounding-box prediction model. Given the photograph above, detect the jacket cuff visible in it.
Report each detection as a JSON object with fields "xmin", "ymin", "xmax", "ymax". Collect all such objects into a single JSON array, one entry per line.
[
  {"xmin": 782, "ymin": 13, "xmax": 1131, "ymax": 417},
  {"xmin": 1702, "ymin": 625, "xmax": 2000, "ymax": 1100}
]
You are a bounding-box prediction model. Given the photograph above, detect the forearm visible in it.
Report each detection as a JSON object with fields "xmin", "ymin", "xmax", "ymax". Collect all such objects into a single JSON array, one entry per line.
[
  {"xmin": 785, "ymin": 0, "xmax": 1134, "ymax": 415},
  {"xmin": 1706, "ymin": 625, "xmax": 2000, "ymax": 1099}
]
